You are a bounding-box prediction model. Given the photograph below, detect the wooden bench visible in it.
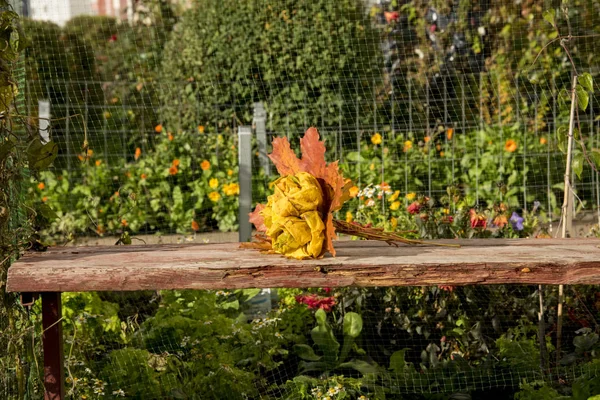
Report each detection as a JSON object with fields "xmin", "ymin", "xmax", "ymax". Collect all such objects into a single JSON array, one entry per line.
[{"xmin": 7, "ymin": 238, "xmax": 600, "ymax": 400}]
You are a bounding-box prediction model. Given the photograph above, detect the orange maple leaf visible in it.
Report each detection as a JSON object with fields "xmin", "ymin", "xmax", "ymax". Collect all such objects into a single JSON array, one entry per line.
[
  {"xmin": 249, "ymin": 127, "xmax": 351, "ymax": 257},
  {"xmin": 248, "ymin": 203, "xmax": 267, "ymax": 232}
]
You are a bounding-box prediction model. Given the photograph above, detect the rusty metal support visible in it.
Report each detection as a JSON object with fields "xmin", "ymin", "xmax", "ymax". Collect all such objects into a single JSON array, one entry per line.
[{"xmin": 41, "ymin": 292, "xmax": 64, "ymax": 400}]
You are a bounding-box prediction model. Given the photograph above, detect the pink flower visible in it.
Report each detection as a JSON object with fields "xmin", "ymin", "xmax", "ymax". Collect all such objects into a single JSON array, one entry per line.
[
  {"xmin": 439, "ymin": 285, "xmax": 454, "ymax": 292},
  {"xmin": 323, "ymin": 287, "xmax": 332, "ymax": 294},
  {"xmin": 407, "ymin": 201, "xmax": 421, "ymax": 215}
]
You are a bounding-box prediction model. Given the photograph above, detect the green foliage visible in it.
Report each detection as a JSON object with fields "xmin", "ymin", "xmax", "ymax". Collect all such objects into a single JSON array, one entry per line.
[
  {"xmin": 35, "ymin": 128, "xmax": 250, "ymax": 238},
  {"xmin": 159, "ymin": 0, "xmax": 382, "ymax": 136}
]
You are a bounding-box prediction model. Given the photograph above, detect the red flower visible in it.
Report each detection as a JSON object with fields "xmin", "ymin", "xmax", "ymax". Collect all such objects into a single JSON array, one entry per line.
[
  {"xmin": 109, "ymin": 34, "xmax": 117, "ymax": 42},
  {"xmin": 469, "ymin": 209, "xmax": 487, "ymax": 229},
  {"xmin": 384, "ymin": 11, "xmax": 399, "ymax": 23},
  {"xmin": 295, "ymin": 294, "xmax": 337, "ymax": 312},
  {"xmin": 323, "ymin": 287, "xmax": 332, "ymax": 294},
  {"xmin": 407, "ymin": 201, "xmax": 421, "ymax": 215},
  {"xmin": 439, "ymin": 285, "xmax": 455, "ymax": 292}
]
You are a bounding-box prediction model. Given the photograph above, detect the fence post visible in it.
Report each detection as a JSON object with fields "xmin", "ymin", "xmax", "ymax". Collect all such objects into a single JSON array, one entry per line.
[
  {"xmin": 254, "ymin": 102, "xmax": 270, "ymax": 176},
  {"xmin": 38, "ymin": 100, "xmax": 50, "ymax": 144},
  {"xmin": 65, "ymin": 81, "xmax": 71, "ymax": 171},
  {"xmin": 238, "ymin": 126, "xmax": 253, "ymax": 242}
]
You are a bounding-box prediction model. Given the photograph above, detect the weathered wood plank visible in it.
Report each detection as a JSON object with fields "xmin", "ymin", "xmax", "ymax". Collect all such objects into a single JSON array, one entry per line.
[{"xmin": 7, "ymin": 239, "xmax": 600, "ymax": 292}]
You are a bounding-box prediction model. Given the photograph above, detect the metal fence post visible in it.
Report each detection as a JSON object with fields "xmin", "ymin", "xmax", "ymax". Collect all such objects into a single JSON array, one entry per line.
[
  {"xmin": 238, "ymin": 126, "xmax": 253, "ymax": 242},
  {"xmin": 254, "ymin": 102, "xmax": 270, "ymax": 176}
]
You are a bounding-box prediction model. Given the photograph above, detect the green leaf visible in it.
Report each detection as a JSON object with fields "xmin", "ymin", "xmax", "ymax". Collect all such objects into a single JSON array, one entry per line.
[
  {"xmin": 572, "ymin": 152, "xmax": 584, "ymax": 180},
  {"xmin": 38, "ymin": 203, "xmax": 58, "ymax": 222},
  {"xmin": 590, "ymin": 149, "xmax": 600, "ymax": 169},
  {"xmin": 576, "ymin": 85, "xmax": 589, "ymax": 111},
  {"xmin": 542, "ymin": 9, "xmax": 555, "ymax": 26},
  {"xmin": 311, "ymin": 309, "xmax": 339, "ymax": 366},
  {"xmin": 343, "ymin": 312, "xmax": 363, "ymax": 338},
  {"xmin": 389, "ymin": 349, "xmax": 408, "ymax": 373},
  {"xmin": 337, "ymin": 360, "xmax": 380, "ymax": 375},
  {"xmin": 0, "ymin": 135, "xmax": 16, "ymax": 161},
  {"xmin": 578, "ymin": 72, "xmax": 594, "ymax": 93},
  {"xmin": 27, "ymin": 139, "xmax": 58, "ymax": 170},
  {"xmin": 293, "ymin": 344, "xmax": 322, "ymax": 361},
  {"xmin": 557, "ymin": 125, "xmax": 568, "ymax": 153}
]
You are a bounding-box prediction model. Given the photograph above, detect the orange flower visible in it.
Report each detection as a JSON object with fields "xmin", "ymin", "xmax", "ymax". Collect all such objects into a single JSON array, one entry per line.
[
  {"xmin": 42, "ymin": 196, "xmax": 48, "ymax": 202},
  {"xmin": 403, "ymin": 140, "xmax": 413, "ymax": 152},
  {"xmin": 37, "ymin": 182, "xmax": 45, "ymax": 190},
  {"xmin": 168, "ymin": 132, "xmax": 174, "ymax": 141},
  {"xmin": 169, "ymin": 165, "xmax": 178, "ymax": 175},
  {"xmin": 77, "ymin": 154, "xmax": 84, "ymax": 161},
  {"xmin": 540, "ymin": 137, "xmax": 547, "ymax": 145},
  {"xmin": 134, "ymin": 147, "xmax": 142, "ymax": 160},
  {"xmin": 447, "ymin": 128, "xmax": 454, "ymax": 140},
  {"xmin": 380, "ymin": 182, "xmax": 391, "ymax": 192},
  {"xmin": 493, "ymin": 214, "xmax": 508, "ymax": 228},
  {"xmin": 155, "ymin": 124, "xmax": 163, "ymax": 133},
  {"xmin": 504, "ymin": 139, "xmax": 517, "ymax": 153},
  {"xmin": 200, "ymin": 160, "xmax": 211, "ymax": 170},
  {"xmin": 95, "ymin": 160, "xmax": 102, "ymax": 166},
  {"xmin": 424, "ymin": 136, "xmax": 431, "ymax": 143},
  {"xmin": 121, "ymin": 219, "xmax": 128, "ymax": 227},
  {"xmin": 141, "ymin": 173, "xmax": 147, "ymax": 180},
  {"xmin": 192, "ymin": 220, "xmax": 200, "ymax": 231},
  {"xmin": 114, "ymin": 191, "xmax": 120, "ymax": 197},
  {"xmin": 96, "ymin": 225, "xmax": 105, "ymax": 235},
  {"xmin": 172, "ymin": 159, "xmax": 180, "ymax": 167},
  {"xmin": 349, "ymin": 186, "xmax": 359, "ymax": 198},
  {"xmin": 198, "ymin": 125, "xmax": 205, "ymax": 134},
  {"xmin": 440, "ymin": 151, "xmax": 445, "ymax": 157},
  {"xmin": 125, "ymin": 171, "xmax": 131, "ymax": 178}
]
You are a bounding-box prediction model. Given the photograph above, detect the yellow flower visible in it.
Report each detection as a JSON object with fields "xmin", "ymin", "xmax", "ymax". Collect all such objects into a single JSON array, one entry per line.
[
  {"xmin": 371, "ymin": 132, "xmax": 382, "ymax": 145},
  {"xmin": 208, "ymin": 191, "xmax": 221, "ymax": 202},
  {"xmin": 209, "ymin": 178, "xmax": 219, "ymax": 189},
  {"xmin": 198, "ymin": 125, "xmax": 205, "ymax": 134},
  {"xmin": 345, "ymin": 211, "xmax": 353, "ymax": 223},
  {"xmin": 349, "ymin": 186, "xmax": 359, "ymax": 198},
  {"xmin": 201, "ymin": 160, "xmax": 211, "ymax": 170},
  {"xmin": 443, "ymin": 208, "xmax": 450, "ymax": 214},
  {"xmin": 369, "ymin": 163, "xmax": 375, "ymax": 171},
  {"xmin": 406, "ymin": 192, "xmax": 416, "ymax": 201},
  {"xmin": 95, "ymin": 159, "xmax": 102, "ymax": 166},
  {"xmin": 403, "ymin": 140, "xmax": 413, "ymax": 152},
  {"xmin": 261, "ymin": 172, "xmax": 325, "ymax": 259},
  {"xmin": 504, "ymin": 139, "xmax": 517, "ymax": 153},
  {"xmin": 389, "ymin": 190, "xmax": 400, "ymax": 201},
  {"xmin": 390, "ymin": 217, "xmax": 398, "ymax": 229},
  {"xmin": 227, "ymin": 169, "xmax": 234, "ymax": 176},
  {"xmin": 103, "ymin": 111, "xmax": 111, "ymax": 119},
  {"xmin": 390, "ymin": 201, "xmax": 401, "ymax": 211},
  {"xmin": 223, "ymin": 183, "xmax": 240, "ymax": 196}
]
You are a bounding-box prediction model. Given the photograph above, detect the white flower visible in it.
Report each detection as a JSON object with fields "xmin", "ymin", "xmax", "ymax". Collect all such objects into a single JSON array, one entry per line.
[
  {"xmin": 415, "ymin": 48, "xmax": 425, "ymax": 59},
  {"xmin": 203, "ymin": 321, "xmax": 213, "ymax": 325},
  {"xmin": 478, "ymin": 26, "xmax": 486, "ymax": 36},
  {"xmin": 385, "ymin": 307, "xmax": 392, "ymax": 313},
  {"xmin": 112, "ymin": 389, "xmax": 126, "ymax": 397},
  {"xmin": 366, "ymin": 199, "xmax": 376, "ymax": 207},
  {"xmin": 274, "ymin": 332, "xmax": 283, "ymax": 339}
]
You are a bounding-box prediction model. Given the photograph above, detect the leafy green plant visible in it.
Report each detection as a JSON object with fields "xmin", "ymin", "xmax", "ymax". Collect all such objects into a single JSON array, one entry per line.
[{"xmin": 294, "ymin": 309, "xmax": 379, "ymax": 377}]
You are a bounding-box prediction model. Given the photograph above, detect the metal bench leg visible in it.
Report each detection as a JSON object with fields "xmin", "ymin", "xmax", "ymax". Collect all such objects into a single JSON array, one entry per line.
[{"xmin": 42, "ymin": 292, "xmax": 64, "ymax": 400}]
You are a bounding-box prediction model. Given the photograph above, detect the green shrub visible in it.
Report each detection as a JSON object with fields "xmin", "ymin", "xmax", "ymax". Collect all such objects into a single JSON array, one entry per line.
[{"xmin": 159, "ymin": 0, "xmax": 382, "ymax": 139}]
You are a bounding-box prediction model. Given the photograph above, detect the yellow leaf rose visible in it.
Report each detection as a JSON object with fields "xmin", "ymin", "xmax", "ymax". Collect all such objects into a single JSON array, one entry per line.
[{"xmin": 261, "ymin": 172, "xmax": 326, "ymax": 259}]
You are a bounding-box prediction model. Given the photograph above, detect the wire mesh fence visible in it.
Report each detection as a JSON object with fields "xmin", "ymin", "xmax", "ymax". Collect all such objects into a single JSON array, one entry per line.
[{"xmin": 2, "ymin": 0, "xmax": 600, "ymax": 399}]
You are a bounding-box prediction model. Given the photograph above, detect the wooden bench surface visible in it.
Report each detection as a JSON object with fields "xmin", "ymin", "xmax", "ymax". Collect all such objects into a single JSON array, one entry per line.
[{"xmin": 6, "ymin": 238, "xmax": 600, "ymax": 292}]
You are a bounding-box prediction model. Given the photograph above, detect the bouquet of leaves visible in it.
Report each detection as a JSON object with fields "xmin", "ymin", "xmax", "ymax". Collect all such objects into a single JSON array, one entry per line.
[{"xmin": 248, "ymin": 128, "xmax": 452, "ymax": 259}]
